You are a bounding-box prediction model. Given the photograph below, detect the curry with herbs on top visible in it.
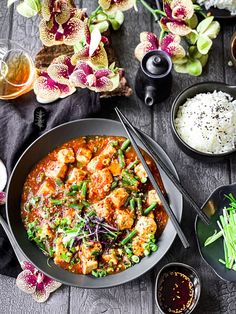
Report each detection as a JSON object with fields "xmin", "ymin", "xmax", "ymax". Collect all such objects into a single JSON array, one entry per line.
[{"xmin": 21, "ymin": 136, "xmax": 168, "ymax": 277}]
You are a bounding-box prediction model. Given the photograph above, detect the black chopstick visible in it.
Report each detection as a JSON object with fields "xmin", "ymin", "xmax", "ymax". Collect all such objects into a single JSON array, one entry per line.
[
  {"xmin": 116, "ymin": 108, "xmax": 210, "ymax": 226},
  {"xmin": 115, "ymin": 107, "xmax": 190, "ymax": 249}
]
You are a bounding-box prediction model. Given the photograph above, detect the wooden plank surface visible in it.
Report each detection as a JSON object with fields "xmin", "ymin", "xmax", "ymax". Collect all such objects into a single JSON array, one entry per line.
[
  {"xmin": 70, "ymin": 2, "xmax": 154, "ymax": 314},
  {"xmin": 0, "ymin": 1, "xmax": 236, "ymax": 313}
]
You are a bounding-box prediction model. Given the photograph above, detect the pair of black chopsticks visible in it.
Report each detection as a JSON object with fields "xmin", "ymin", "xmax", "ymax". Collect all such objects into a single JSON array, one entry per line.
[{"xmin": 115, "ymin": 107, "xmax": 210, "ymax": 249}]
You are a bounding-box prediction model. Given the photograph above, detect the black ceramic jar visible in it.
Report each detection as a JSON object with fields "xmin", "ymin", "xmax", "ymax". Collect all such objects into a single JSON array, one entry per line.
[{"xmin": 135, "ymin": 50, "xmax": 172, "ymax": 106}]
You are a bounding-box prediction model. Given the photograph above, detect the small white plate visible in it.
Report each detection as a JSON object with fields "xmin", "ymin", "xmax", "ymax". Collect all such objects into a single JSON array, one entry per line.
[{"xmin": 0, "ymin": 159, "xmax": 7, "ymax": 191}]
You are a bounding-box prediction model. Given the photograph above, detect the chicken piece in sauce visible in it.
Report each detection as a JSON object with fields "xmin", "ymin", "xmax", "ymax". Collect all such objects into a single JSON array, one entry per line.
[
  {"xmin": 67, "ymin": 168, "xmax": 87, "ymax": 185},
  {"xmin": 147, "ymin": 190, "xmax": 161, "ymax": 206},
  {"xmin": 88, "ymin": 168, "xmax": 113, "ymax": 200},
  {"xmin": 37, "ymin": 178, "xmax": 55, "ymax": 196},
  {"xmin": 76, "ymin": 147, "xmax": 93, "ymax": 166},
  {"xmin": 115, "ymin": 209, "xmax": 134, "ymax": 230},
  {"xmin": 108, "ymin": 188, "xmax": 129, "ymax": 208},
  {"xmin": 134, "ymin": 163, "xmax": 147, "ymax": 182},
  {"xmin": 132, "ymin": 216, "xmax": 157, "ymax": 256},
  {"xmin": 57, "ymin": 148, "xmax": 75, "ymax": 164},
  {"xmin": 45, "ymin": 161, "xmax": 67, "ymax": 179}
]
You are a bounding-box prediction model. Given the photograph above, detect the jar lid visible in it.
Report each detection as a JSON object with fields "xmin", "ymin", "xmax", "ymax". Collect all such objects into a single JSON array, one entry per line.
[{"xmin": 144, "ymin": 52, "xmax": 169, "ymax": 76}]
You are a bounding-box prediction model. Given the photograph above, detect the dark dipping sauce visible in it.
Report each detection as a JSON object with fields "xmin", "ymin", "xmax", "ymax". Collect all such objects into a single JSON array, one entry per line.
[{"xmin": 158, "ymin": 271, "xmax": 194, "ymax": 313}]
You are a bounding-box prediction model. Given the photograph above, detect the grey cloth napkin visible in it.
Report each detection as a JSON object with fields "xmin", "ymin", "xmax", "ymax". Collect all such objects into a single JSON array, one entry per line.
[{"xmin": 0, "ymin": 89, "xmax": 100, "ymax": 277}]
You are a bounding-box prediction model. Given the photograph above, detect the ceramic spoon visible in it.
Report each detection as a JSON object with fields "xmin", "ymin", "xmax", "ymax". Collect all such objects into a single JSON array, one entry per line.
[{"xmin": 0, "ymin": 160, "xmax": 24, "ymax": 265}]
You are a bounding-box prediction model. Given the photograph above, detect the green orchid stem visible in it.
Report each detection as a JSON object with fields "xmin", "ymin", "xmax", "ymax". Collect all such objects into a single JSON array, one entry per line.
[
  {"xmin": 154, "ymin": 9, "xmax": 166, "ymax": 16},
  {"xmin": 139, "ymin": 0, "xmax": 165, "ymax": 22},
  {"xmin": 159, "ymin": 29, "xmax": 165, "ymax": 42},
  {"xmin": 91, "ymin": 5, "xmax": 101, "ymax": 16},
  {"xmin": 198, "ymin": 10, "xmax": 207, "ymax": 18},
  {"xmin": 89, "ymin": 5, "xmax": 102, "ymax": 24}
]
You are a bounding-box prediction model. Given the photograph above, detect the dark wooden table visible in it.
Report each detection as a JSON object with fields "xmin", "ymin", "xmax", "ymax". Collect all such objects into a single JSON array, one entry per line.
[{"xmin": 0, "ymin": 1, "xmax": 236, "ymax": 313}]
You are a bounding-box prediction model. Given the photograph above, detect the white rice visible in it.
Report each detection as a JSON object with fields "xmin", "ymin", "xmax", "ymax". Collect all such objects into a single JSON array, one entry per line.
[
  {"xmin": 197, "ymin": 0, "xmax": 236, "ymax": 15},
  {"xmin": 174, "ymin": 91, "xmax": 236, "ymax": 154}
]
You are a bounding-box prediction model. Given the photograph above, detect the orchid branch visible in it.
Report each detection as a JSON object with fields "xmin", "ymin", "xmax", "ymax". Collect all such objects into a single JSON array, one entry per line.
[{"xmin": 138, "ymin": 0, "xmax": 166, "ymax": 22}]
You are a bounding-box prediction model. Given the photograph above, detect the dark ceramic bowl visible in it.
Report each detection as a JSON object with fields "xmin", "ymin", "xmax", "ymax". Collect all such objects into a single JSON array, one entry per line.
[
  {"xmin": 230, "ymin": 32, "xmax": 236, "ymax": 67},
  {"xmin": 6, "ymin": 118, "xmax": 183, "ymax": 288},
  {"xmin": 155, "ymin": 262, "xmax": 201, "ymax": 314},
  {"xmin": 195, "ymin": 183, "xmax": 236, "ymax": 282},
  {"xmin": 171, "ymin": 82, "xmax": 236, "ymax": 161}
]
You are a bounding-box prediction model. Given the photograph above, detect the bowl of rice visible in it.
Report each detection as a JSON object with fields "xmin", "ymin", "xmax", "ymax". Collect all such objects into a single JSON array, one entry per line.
[{"xmin": 171, "ymin": 82, "xmax": 236, "ymax": 160}]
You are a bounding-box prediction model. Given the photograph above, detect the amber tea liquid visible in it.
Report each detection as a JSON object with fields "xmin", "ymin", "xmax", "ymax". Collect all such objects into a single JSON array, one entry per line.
[{"xmin": 0, "ymin": 49, "xmax": 34, "ymax": 100}]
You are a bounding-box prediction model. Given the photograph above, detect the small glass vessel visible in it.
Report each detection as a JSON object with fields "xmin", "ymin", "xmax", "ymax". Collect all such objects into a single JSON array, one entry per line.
[{"xmin": 0, "ymin": 39, "xmax": 35, "ymax": 100}]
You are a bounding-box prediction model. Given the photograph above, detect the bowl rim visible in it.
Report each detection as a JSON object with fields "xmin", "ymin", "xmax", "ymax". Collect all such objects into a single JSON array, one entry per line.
[
  {"xmin": 230, "ymin": 33, "xmax": 236, "ymax": 64},
  {"xmin": 170, "ymin": 81, "xmax": 236, "ymax": 158},
  {"xmin": 6, "ymin": 118, "xmax": 183, "ymax": 288},
  {"xmin": 194, "ymin": 182, "xmax": 236, "ymax": 282},
  {"xmin": 154, "ymin": 262, "xmax": 201, "ymax": 314}
]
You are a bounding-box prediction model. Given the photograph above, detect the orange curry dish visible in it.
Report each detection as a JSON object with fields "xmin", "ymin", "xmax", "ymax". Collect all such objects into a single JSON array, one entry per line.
[{"xmin": 21, "ymin": 136, "xmax": 168, "ymax": 277}]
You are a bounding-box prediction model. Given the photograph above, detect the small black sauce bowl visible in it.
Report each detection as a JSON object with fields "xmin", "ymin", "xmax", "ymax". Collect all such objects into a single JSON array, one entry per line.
[
  {"xmin": 155, "ymin": 262, "xmax": 201, "ymax": 314},
  {"xmin": 171, "ymin": 82, "xmax": 236, "ymax": 162},
  {"xmin": 230, "ymin": 32, "xmax": 236, "ymax": 68}
]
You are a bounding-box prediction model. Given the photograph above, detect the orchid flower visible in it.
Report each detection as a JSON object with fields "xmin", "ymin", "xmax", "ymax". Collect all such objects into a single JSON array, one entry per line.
[
  {"xmin": 16, "ymin": 261, "xmax": 61, "ymax": 303},
  {"xmin": 98, "ymin": 0, "xmax": 135, "ymax": 13},
  {"xmin": 135, "ymin": 32, "xmax": 159, "ymax": 61},
  {"xmin": 160, "ymin": 0, "xmax": 194, "ymax": 36},
  {"xmin": 71, "ymin": 25, "xmax": 109, "ymax": 68},
  {"xmin": 47, "ymin": 55, "xmax": 76, "ymax": 85},
  {"xmin": 135, "ymin": 32, "xmax": 185, "ymax": 62},
  {"xmin": 160, "ymin": 33, "xmax": 186, "ymax": 61},
  {"xmin": 39, "ymin": 0, "xmax": 87, "ymax": 46},
  {"xmin": 34, "ymin": 63, "xmax": 76, "ymax": 103},
  {"xmin": 70, "ymin": 61, "xmax": 120, "ymax": 93},
  {"xmin": 0, "ymin": 191, "xmax": 6, "ymax": 205}
]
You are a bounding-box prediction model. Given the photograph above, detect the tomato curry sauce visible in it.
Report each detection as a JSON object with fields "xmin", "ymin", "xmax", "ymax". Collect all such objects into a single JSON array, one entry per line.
[{"xmin": 21, "ymin": 136, "xmax": 168, "ymax": 277}]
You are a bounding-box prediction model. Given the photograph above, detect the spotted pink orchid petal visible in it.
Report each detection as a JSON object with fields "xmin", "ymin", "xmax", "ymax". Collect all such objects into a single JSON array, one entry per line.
[
  {"xmin": 96, "ymin": 76, "xmax": 113, "ymax": 91},
  {"xmin": 135, "ymin": 32, "xmax": 159, "ymax": 61},
  {"xmin": 51, "ymin": 55, "xmax": 75, "ymax": 75},
  {"xmin": 99, "ymin": 0, "xmax": 135, "ymax": 13},
  {"xmin": 160, "ymin": 33, "xmax": 186, "ymax": 59},
  {"xmin": 171, "ymin": 0, "xmax": 194, "ymax": 21},
  {"xmin": 63, "ymin": 17, "xmax": 85, "ymax": 46},
  {"xmin": 162, "ymin": 0, "xmax": 193, "ymax": 36},
  {"xmin": 43, "ymin": 276, "xmax": 62, "ymax": 294},
  {"xmin": 48, "ymin": 55, "xmax": 75, "ymax": 85},
  {"xmin": 16, "ymin": 261, "xmax": 62, "ymax": 303},
  {"xmin": 163, "ymin": 0, "xmax": 173, "ymax": 18},
  {"xmin": 140, "ymin": 32, "xmax": 159, "ymax": 47},
  {"xmin": 101, "ymin": 36, "xmax": 109, "ymax": 45},
  {"xmin": 39, "ymin": 8, "xmax": 86, "ymax": 47},
  {"xmin": 0, "ymin": 191, "xmax": 6, "ymax": 205},
  {"xmin": 21, "ymin": 261, "xmax": 36, "ymax": 273},
  {"xmin": 34, "ymin": 70, "xmax": 76, "ymax": 104},
  {"xmin": 41, "ymin": 0, "xmax": 77, "ymax": 24},
  {"xmin": 95, "ymin": 69, "xmax": 112, "ymax": 78},
  {"xmin": 78, "ymin": 62, "xmax": 93, "ymax": 76},
  {"xmin": 32, "ymin": 282, "xmax": 50, "ymax": 303},
  {"xmin": 70, "ymin": 61, "xmax": 114, "ymax": 92},
  {"xmin": 16, "ymin": 270, "xmax": 37, "ymax": 294},
  {"xmin": 166, "ymin": 21, "xmax": 192, "ymax": 36}
]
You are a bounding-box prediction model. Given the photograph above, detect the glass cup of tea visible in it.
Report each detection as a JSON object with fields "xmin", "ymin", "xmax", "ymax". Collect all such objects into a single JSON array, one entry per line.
[{"xmin": 0, "ymin": 39, "xmax": 35, "ymax": 100}]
